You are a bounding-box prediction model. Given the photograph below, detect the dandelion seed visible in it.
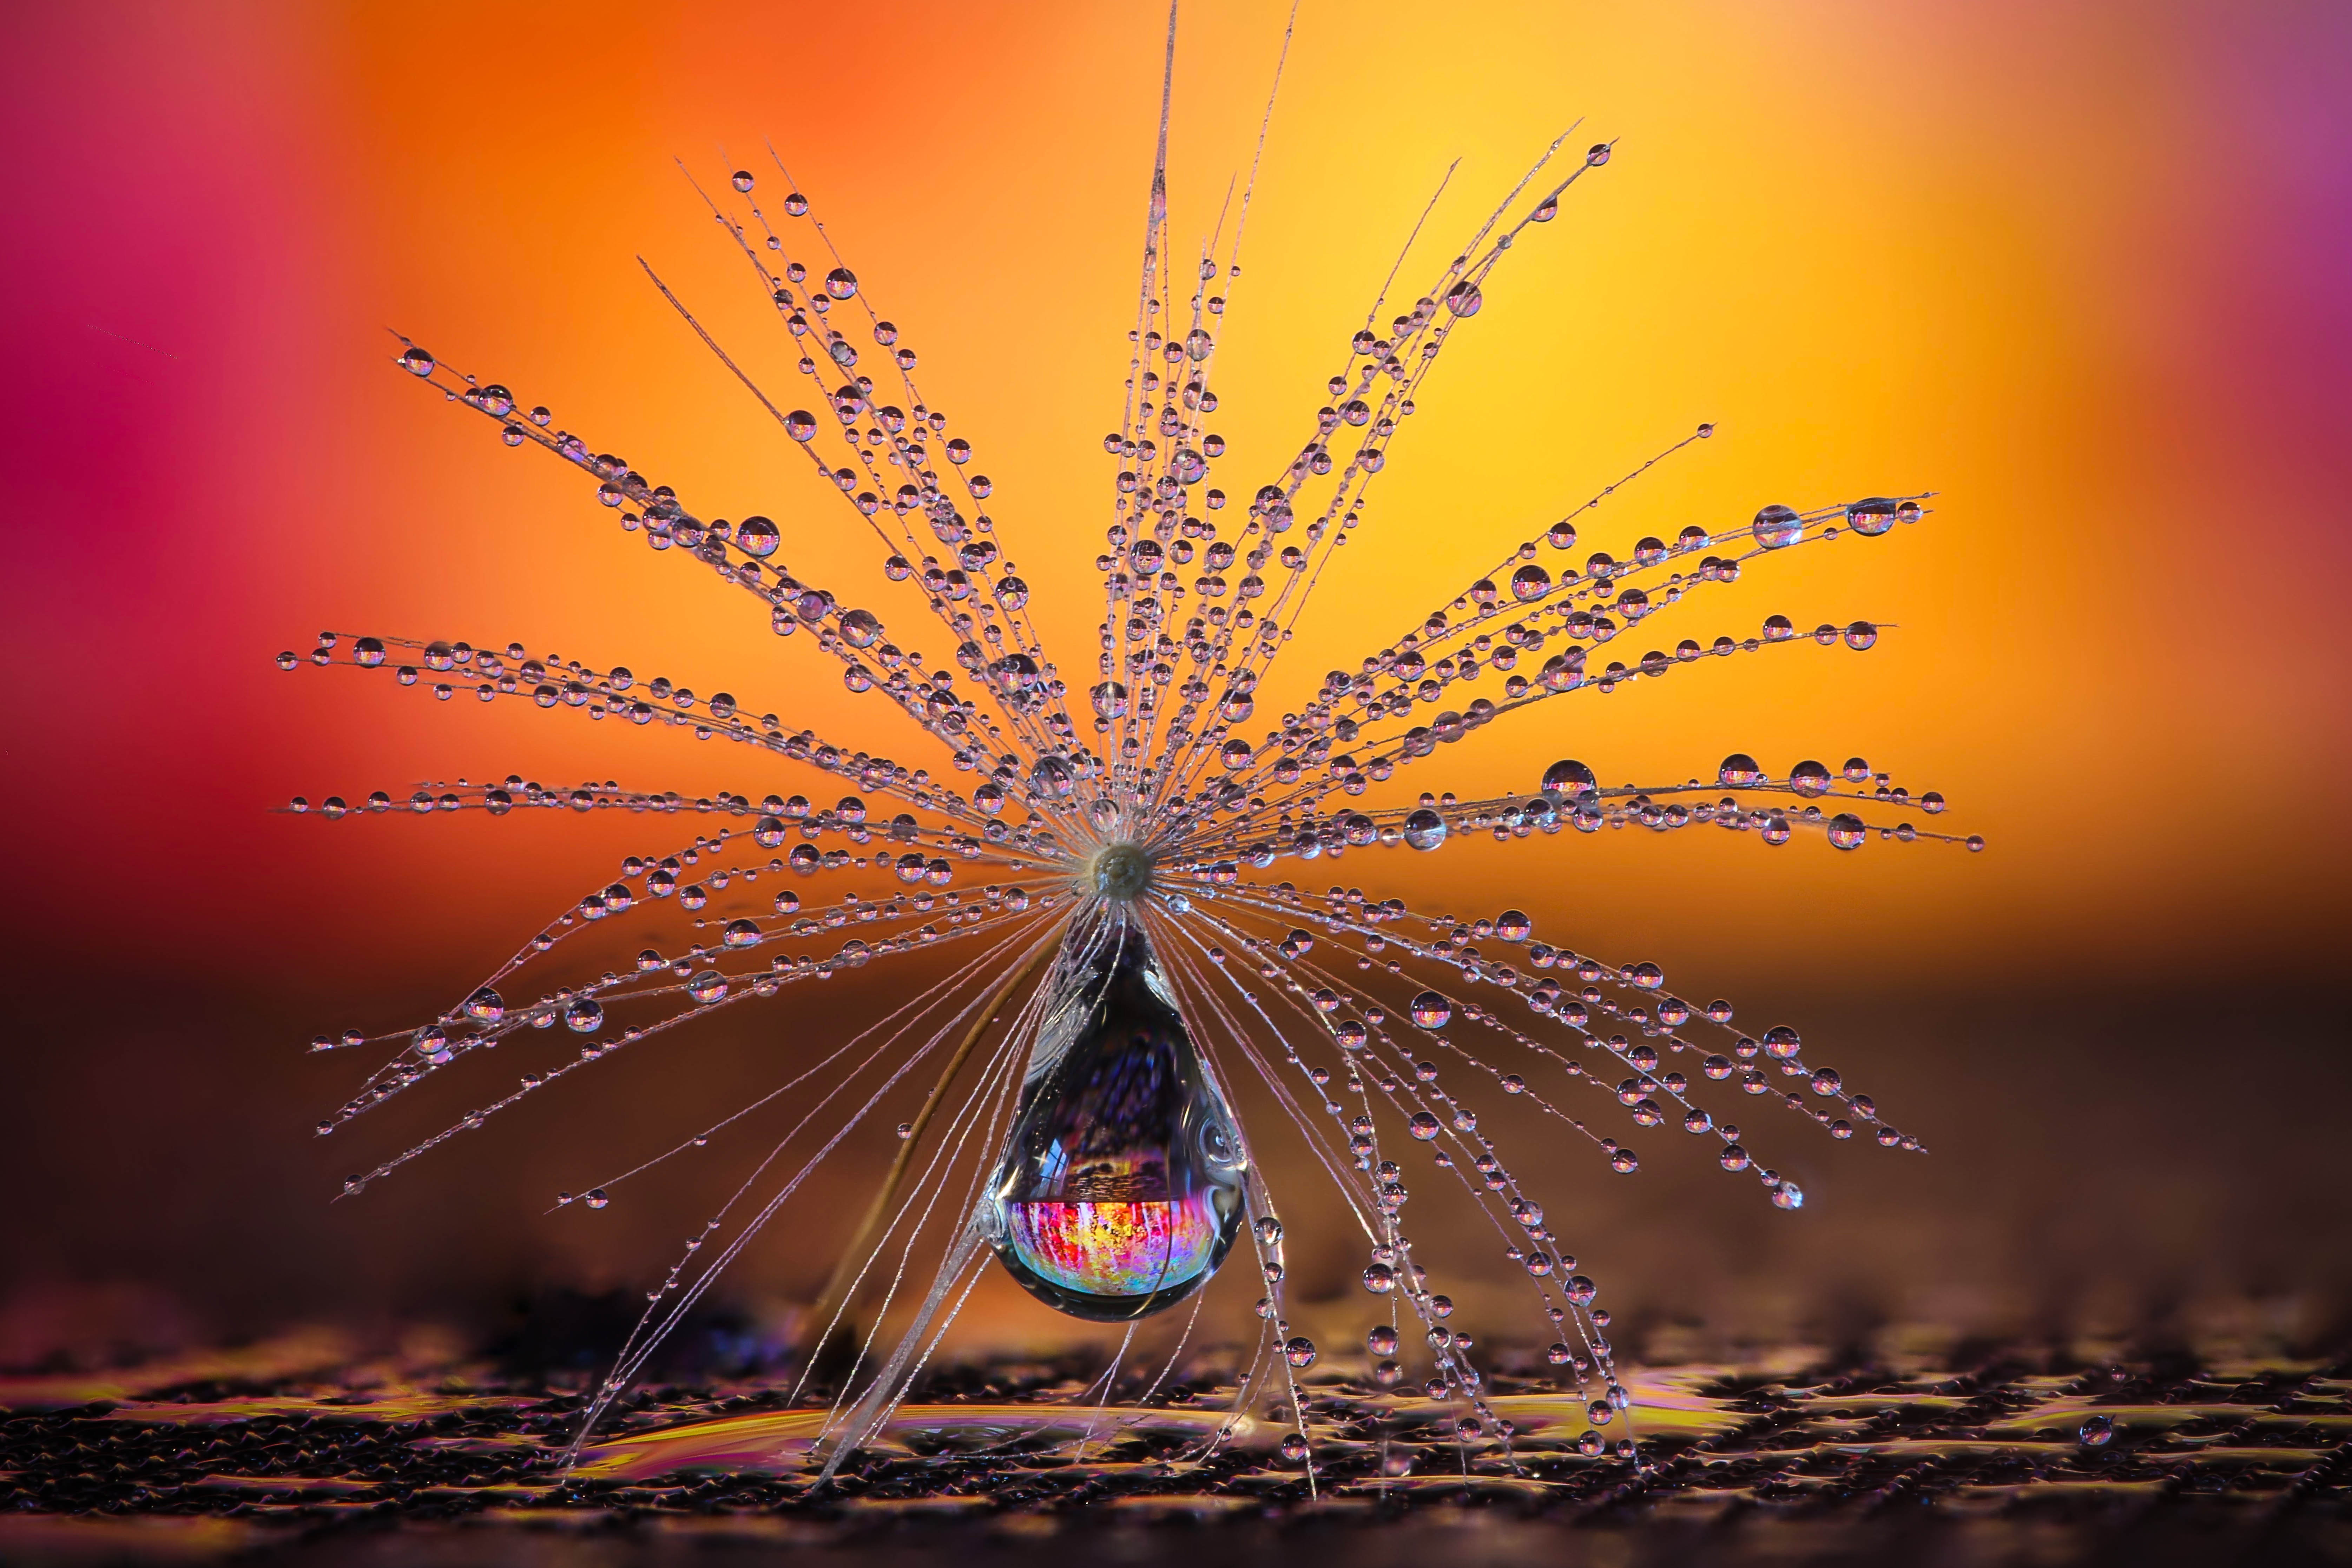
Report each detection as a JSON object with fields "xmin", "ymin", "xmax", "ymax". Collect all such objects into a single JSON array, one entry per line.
[{"xmin": 286, "ymin": 5, "xmax": 1969, "ymax": 1480}]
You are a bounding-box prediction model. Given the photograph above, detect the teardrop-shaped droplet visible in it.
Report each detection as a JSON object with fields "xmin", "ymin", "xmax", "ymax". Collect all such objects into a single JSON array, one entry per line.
[{"xmin": 988, "ymin": 921, "xmax": 1247, "ymax": 1321}]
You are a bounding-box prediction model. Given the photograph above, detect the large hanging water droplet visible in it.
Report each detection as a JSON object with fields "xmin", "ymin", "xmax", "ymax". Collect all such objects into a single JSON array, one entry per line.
[{"xmin": 988, "ymin": 921, "xmax": 1247, "ymax": 1321}]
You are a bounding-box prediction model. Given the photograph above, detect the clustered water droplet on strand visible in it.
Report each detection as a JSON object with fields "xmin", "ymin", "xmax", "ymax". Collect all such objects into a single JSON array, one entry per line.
[{"xmin": 289, "ymin": 23, "xmax": 1969, "ymax": 1487}]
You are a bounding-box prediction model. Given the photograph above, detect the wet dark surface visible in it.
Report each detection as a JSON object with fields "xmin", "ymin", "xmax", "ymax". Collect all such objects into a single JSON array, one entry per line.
[{"xmin": 2, "ymin": 1332, "xmax": 2347, "ymax": 1564}]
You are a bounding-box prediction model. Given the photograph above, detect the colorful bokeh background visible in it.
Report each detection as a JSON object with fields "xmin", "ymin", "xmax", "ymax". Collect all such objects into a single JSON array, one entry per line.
[{"xmin": 4, "ymin": 1, "xmax": 2348, "ymax": 1369}]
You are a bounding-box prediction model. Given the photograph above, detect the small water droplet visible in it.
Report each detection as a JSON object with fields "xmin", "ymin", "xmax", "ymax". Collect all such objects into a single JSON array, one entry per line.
[{"xmin": 1752, "ymin": 503, "xmax": 1803, "ymax": 549}]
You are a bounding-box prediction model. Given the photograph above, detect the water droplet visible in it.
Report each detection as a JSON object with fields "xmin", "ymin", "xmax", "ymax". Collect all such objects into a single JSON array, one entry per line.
[
  {"xmin": 737, "ymin": 515, "xmax": 779, "ymax": 557},
  {"xmin": 989, "ymin": 925, "xmax": 1245, "ymax": 1320},
  {"xmin": 1846, "ymin": 497, "xmax": 1898, "ymax": 536},
  {"xmin": 1409, "ymin": 991, "xmax": 1452, "ymax": 1028},
  {"xmin": 2079, "ymin": 1414, "xmax": 2115, "ymax": 1447},
  {"xmin": 824, "ymin": 266, "xmax": 858, "ymax": 300},
  {"xmin": 564, "ymin": 999, "xmax": 604, "ymax": 1033},
  {"xmin": 1752, "ymin": 503, "xmax": 1804, "ymax": 549},
  {"xmin": 1403, "ymin": 808, "xmax": 1447, "ymax": 851},
  {"xmin": 1542, "ymin": 759, "xmax": 1596, "ymax": 797}
]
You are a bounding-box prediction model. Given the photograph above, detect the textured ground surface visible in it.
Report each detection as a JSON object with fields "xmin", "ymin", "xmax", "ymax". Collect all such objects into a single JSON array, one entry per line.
[{"xmin": 2, "ymin": 1332, "xmax": 2348, "ymax": 1565}]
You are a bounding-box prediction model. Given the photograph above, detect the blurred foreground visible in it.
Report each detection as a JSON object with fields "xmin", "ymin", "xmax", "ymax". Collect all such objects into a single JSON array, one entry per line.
[{"xmin": 0, "ymin": 1323, "xmax": 2346, "ymax": 1566}]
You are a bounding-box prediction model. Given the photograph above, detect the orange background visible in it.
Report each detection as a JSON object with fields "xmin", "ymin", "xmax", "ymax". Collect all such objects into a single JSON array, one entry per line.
[{"xmin": 4, "ymin": 2, "xmax": 2348, "ymax": 1364}]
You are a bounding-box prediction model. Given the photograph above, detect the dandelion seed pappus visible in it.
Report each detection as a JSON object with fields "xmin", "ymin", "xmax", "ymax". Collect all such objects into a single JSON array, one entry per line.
[{"xmin": 283, "ymin": 2, "xmax": 1968, "ymax": 1483}]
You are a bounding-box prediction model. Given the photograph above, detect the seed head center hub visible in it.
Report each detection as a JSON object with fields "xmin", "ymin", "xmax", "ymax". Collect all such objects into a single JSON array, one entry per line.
[{"xmin": 1088, "ymin": 842, "xmax": 1154, "ymax": 902}]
